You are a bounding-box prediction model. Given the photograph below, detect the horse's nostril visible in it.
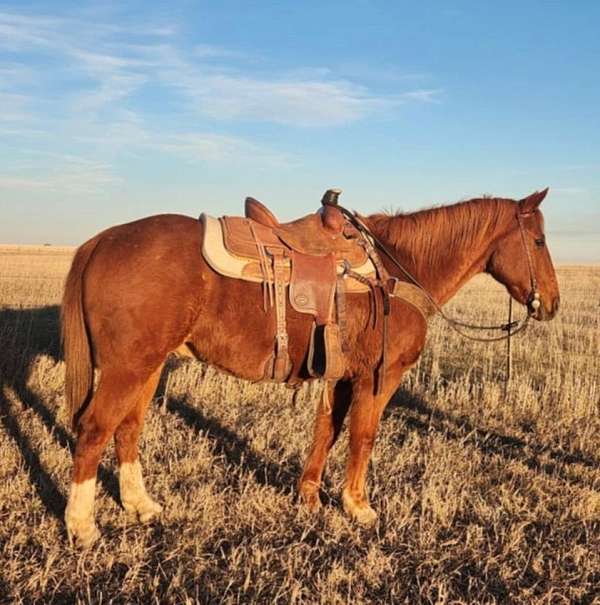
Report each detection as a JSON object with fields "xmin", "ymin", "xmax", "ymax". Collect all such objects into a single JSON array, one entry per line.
[{"xmin": 553, "ymin": 298, "xmax": 560, "ymax": 313}]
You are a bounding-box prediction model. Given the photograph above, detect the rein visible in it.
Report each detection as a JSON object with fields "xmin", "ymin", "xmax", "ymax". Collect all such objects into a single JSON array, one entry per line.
[{"xmin": 331, "ymin": 203, "xmax": 540, "ymax": 344}]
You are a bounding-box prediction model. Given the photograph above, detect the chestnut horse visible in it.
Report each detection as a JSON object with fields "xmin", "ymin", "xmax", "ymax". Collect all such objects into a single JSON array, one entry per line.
[{"xmin": 62, "ymin": 189, "xmax": 559, "ymax": 546}]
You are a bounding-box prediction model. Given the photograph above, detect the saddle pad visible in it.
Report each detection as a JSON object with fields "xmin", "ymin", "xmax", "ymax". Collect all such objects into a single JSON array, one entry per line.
[{"xmin": 201, "ymin": 214, "xmax": 376, "ymax": 293}]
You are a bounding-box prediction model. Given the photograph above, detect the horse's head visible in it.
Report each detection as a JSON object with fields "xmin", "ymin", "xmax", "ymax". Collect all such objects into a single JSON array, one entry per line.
[{"xmin": 486, "ymin": 188, "xmax": 560, "ymax": 321}]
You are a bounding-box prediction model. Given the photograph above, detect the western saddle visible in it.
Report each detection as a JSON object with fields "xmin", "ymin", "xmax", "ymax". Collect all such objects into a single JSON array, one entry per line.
[{"xmin": 200, "ymin": 189, "xmax": 428, "ymax": 389}]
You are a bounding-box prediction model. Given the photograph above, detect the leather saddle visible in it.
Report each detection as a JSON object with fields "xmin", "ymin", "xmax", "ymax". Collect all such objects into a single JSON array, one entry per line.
[
  {"xmin": 222, "ymin": 198, "xmax": 369, "ymax": 268},
  {"xmin": 201, "ymin": 189, "xmax": 381, "ymax": 384}
]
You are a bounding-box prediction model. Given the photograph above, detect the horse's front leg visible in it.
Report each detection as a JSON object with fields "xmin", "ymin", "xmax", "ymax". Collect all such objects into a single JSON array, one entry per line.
[
  {"xmin": 298, "ymin": 380, "xmax": 352, "ymax": 511},
  {"xmin": 342, "ymin": 374, "xmax": 402, "ymax": 525}
]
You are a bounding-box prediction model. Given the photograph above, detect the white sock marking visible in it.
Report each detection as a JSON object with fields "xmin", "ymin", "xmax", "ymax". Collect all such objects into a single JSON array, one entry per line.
[
  {"xmin": 65, "ymin": 478, "xmax": 98, "ymax": 545},
  {"xmin": 119, "ymin": 459, "xmax": 162, "ymax": 520}
]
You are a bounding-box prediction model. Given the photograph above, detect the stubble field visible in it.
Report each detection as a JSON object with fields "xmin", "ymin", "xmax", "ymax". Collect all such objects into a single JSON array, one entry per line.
[{"xmin": 0, "ymin": 244, "xmax": 598, "ymax": 604}]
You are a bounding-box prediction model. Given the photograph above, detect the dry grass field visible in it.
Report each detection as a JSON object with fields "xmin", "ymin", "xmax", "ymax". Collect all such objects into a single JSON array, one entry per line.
[{"xmin": 0, "ymin": 244, "xmax": 598, "ymax": 604}]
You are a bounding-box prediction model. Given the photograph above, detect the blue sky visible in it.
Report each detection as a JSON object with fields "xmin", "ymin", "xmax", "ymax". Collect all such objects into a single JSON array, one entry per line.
[{"xmin": 0, "ymin": 1, "xmax": 598, "ymax": 261}]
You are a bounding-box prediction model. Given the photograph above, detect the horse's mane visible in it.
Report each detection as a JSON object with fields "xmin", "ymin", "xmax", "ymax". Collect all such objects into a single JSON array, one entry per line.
[{"xmin": 367, "ymin": 197, "xmax": 517, "ymax": 268}]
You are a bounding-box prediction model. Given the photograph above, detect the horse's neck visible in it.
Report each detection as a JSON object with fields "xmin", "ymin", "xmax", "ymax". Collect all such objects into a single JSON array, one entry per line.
[
  {"xmin": 367, "ymin": 201, "xmax": 511, "ymax": 306},
  {"xmin": 428, "ymin": 247, "xmax": 488, "ymax": 305}
]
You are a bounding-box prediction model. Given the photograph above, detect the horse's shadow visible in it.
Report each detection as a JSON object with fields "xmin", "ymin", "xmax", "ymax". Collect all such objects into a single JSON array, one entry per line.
[
  {"xmin": 385, "ymin": 388, "xmax": 599, "ymax": 489},
  {"xmin": 0, "ymin": 306, "xmax": 596, "ymax": 525},
  {"xmin": 1, "ymin": 305, "xmax": 70, "ymax": 519}
]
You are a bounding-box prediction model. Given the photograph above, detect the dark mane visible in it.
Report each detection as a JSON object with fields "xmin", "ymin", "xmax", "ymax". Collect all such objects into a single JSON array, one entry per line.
[{"xmin": 367, "ymin": 197, "xmax": 517, "ymax": 269}]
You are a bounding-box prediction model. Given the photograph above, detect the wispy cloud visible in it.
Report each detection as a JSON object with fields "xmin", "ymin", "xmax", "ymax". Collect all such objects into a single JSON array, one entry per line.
[
  {"xmin": 0, "ymin": 91, "xmax": 32, "ymax": 122},
  {"xmin": 148, "ymin": 132, "xmax": 297, "ymax": 167},
  {"xmin": 0, "ymin": 126, "xmax": 47, "ymax": 137},
  {"xmin": 0, "ymin": 9, "xmax": 439, "ymax": 128},
  {"xmin": 0, "ymin": 11, "xmax": 63, "ymax": 50},
  {"xmin": 0, "ymin": 6, "xmax": 441, "ymax": 188},
  {"xmin": 396, "ymin": 89, "xmax": 442, "ymax": 103},
  {"xmin": 166, "ymin": 70, "xmax": 390, "ymax": 126},
  {"xmin": 72, "ymin": 113, "xmax": 298, "ymax": 167},
  {"xmin": 0, "ymin": 149, "xmax": 120, "ymax": 194},
  {"xmin": 146, "ymin": 43, "xmax": 441, "ymax": 126}
]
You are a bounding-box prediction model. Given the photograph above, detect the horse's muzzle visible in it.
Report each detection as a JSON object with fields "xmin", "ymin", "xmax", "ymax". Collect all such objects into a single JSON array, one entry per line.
[{"xmin": 529, "ymin": 295, "xmax": 560, "ymax": 321}]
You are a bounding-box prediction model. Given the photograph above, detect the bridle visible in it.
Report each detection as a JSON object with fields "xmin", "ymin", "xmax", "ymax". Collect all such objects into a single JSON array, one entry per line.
[
  {"xmin": 332, "ymin": 203, "xmax": 542, "ymax": 343},
  {"xmin": 516, "ymin": 210, "xmax": 541, "ymax": 313}
]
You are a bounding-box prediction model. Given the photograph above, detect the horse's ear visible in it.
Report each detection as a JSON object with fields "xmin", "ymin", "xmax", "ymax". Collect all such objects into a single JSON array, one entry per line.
[{"xmin": 519, "ymin": 188, "xmax": 549, "ymax": 213}]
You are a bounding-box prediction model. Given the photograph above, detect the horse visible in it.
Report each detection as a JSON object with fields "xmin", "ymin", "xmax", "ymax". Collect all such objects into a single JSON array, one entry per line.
[{"xmin": 61, "ymin": 188, "xmax": 560, "ymax": 546}]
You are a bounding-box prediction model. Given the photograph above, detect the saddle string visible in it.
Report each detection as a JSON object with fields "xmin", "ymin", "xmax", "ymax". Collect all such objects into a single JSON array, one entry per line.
[
  {"xmin": 248, "ymin": 221, "xmax": 274, "ymax": 311},
  {"xmin": 329, "ymin": 203, "xmax": 535, "ymax": 344}
]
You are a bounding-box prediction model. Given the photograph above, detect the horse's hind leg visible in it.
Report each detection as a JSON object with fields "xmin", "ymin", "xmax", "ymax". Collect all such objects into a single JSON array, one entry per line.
[
  {"xmin": 298, "ymin": 380, "xmax": 352, "ymax": 511},
  {"xmin": 114, "ymin": 364, "xmax": 164, "ymax": 523},
  {"xmin": 65, "ymin": 367, "xmax": 159, "ymax": 547}
]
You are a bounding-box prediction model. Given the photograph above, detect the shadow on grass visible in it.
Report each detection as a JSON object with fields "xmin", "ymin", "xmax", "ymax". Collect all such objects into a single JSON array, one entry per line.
[
  {"xmin": 0, "ymin": 388, "xmax": 66, "ymax": 519},
  {"xmin": 155, "ymin": 357, "xmax": 337, "ymax": 506},
  {"xmin": 164, "ymin": 394, "xmax": 302, "ymax": 496},
  {"xmin": 0, "ymin": 305, "xmax": 119, "ymax": 519},
  {"xmin": 387, "ymin": 387, "xmax": 599, "ymax": 488}
]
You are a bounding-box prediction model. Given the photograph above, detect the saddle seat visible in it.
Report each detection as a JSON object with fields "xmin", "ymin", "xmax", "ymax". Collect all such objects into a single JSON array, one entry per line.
[
  {"xmin": 224, "ymin": 197, "xmax": 368, "ymax": 266},
  {"xmin": 245, "ymin": 196, "xmax": 346, "ymax": 234}
]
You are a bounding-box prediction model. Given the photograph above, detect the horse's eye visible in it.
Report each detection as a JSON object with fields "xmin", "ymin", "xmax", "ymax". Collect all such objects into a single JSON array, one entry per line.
[{"xmin": 535, "ymin": 236, "xmax": 545, "ymax": 248}]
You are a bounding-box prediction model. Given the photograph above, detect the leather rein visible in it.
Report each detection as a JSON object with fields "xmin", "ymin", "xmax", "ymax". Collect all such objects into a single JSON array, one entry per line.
[{"xmin": 332, "ymin": 204, "xmax": 541, "ymax": 344}]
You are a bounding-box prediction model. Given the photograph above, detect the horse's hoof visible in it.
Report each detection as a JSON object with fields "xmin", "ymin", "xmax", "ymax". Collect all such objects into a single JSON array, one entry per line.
[
  {"xmin": 124, "ymin": 497, "xmax": 163, "ymax": 524},
  {"xmin": 342, "ymin": 491, "xmax": 378, "ymax": 526},
  {"xmin": 298, "ymin": 482, "xmax": 322, "ymax": 512},
  {"xmin": 67, "ymin": 521, "xmax": 100, "ymax": 548},
  {"xmin": 353, "ymin": 504, "xmax": 378, "ymax": 526},
  {"xmin": 138, "ymin": 500, "xmax": 163, "ymax": 524}
]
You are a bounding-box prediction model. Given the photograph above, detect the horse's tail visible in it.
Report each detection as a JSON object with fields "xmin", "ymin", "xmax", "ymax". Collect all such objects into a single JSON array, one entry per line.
[{"xmin": 61, "ymin": 235, "xmax": 101, "ymax": 429}]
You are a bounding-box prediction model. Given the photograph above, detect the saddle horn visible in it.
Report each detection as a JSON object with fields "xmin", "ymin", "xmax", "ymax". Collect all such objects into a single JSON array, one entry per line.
[
  {"xmin": 321, "ymin": 188, "xmax": 343, "ymax": 207},
  {"xmin": 320, "ymin": 188, "xmax": 344, "ymax": 232}
]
